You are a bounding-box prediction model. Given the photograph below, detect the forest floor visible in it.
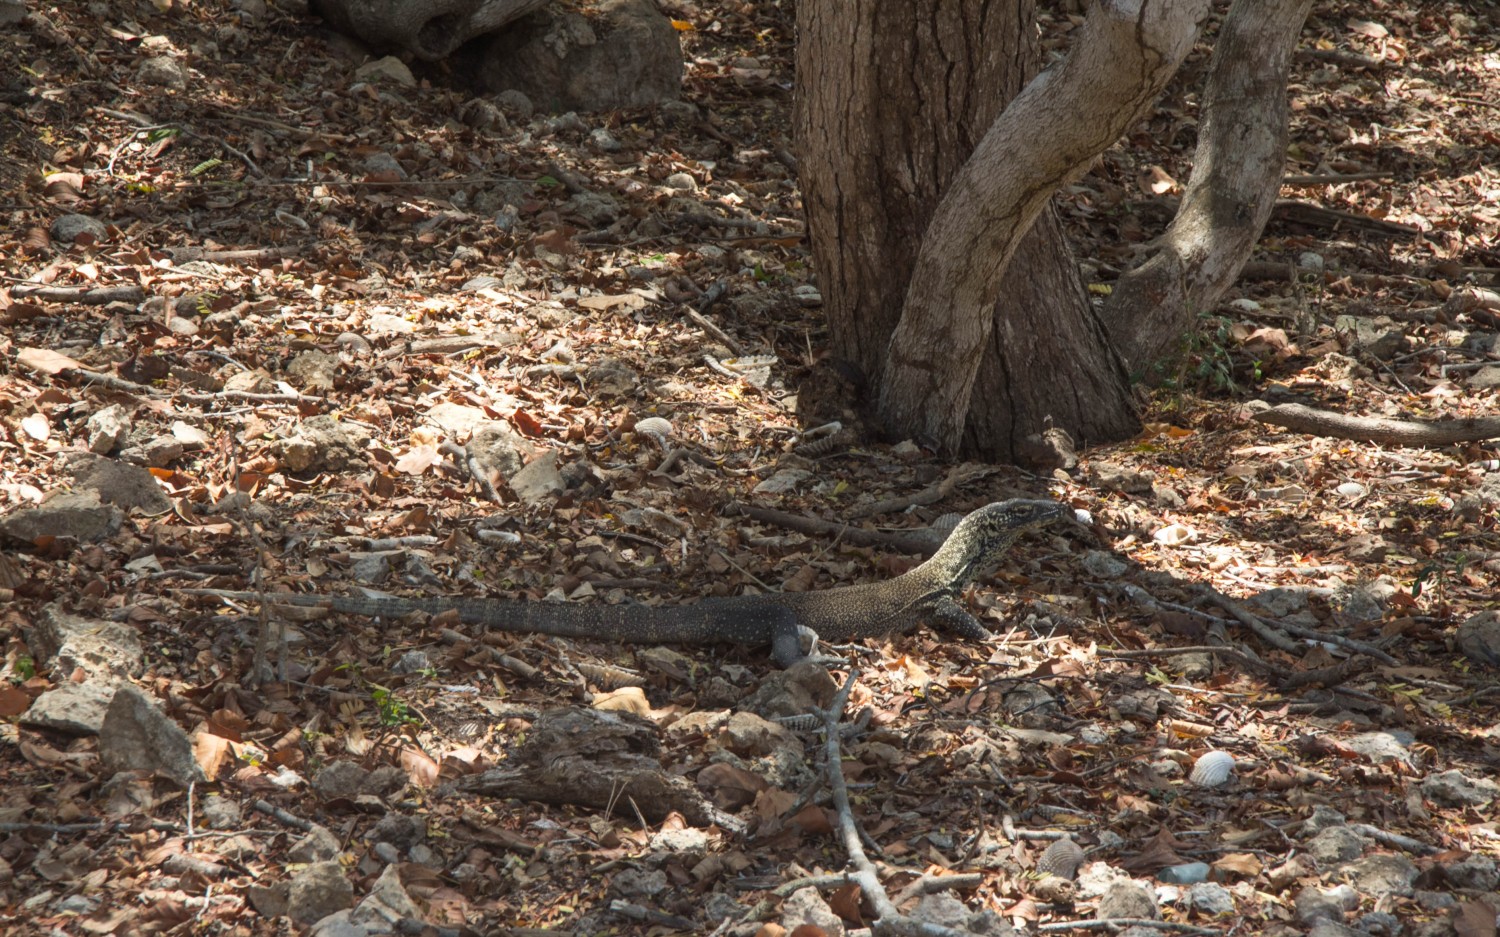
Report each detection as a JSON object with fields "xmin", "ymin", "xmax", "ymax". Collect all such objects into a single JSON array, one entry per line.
[{"xmin": 1, "ymin": 1, "xmax": 1499, "ymax": 935}]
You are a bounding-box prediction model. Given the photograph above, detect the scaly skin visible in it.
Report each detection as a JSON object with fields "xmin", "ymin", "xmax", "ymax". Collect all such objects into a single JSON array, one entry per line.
[{"xmin": 183, "ymin": 498, "xmax": 1073, "ymax": 666}]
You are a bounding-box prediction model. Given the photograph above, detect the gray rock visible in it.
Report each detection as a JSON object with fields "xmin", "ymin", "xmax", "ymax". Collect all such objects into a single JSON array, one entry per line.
[
  {"xmin": 286, "ymin": 350, "xmax": 341, "ymax": 393},
  {"xmin": 1441, "ymin": 853, "xmax": 1499, "ymax": 891},
  {"xmin": 586, "ymin": 356, "xmax": 638, "ymax": 395},
  {"xmin": 0, "ymin": 0, "xmax": 28, "ymax": 27},
  {"xmin": 1344, "ymin": 730, "xmax": 1414, "ymax": 767},
  {"xmin": 126, "ymin": 434, "xmax": 186, "ymax": 468},
  {"xmin": 461, "ymin": 0, "xmax": 683, "ymax": 112},
  {"xmin": 137, "ymin": 56, "xmax": 188, "ymax": 90},
  {"xmin": 1421, "ymin": 769, "xmax": 1500, "ymax": 808},
  {"xmin": 1251, "ymin": 587, "xmax": 1309, "ymax": 617},
  {"xmin": 1295, "ymin": 884, "xmax": 1357, "ymax": 924},
  {"xmin": 1456, "ymin": 610, "xmax": 1500, "ymax": 667},
  {"xmin": 390, "ymin": 650, "xmax": 430, "ymax": 675},
  {"xmin": 247, "ymin": 881, "xmax": 290, "ymax": 917},
  {"xmin": 1341, "ymin": 854, "xmax": 1418, "ymax": 898},
  {"xmin": 289, "ymin": 825, "xmax": 342, "ymax": 863},
  {"xmin": 1355, "ymin": 911, "xmax": 1401, "ymax": 937},
  {"xmin": 366, "ymin": 766, "xmax": 409, "ymax": 797},
  {"xmin": 1415, "ymin": 890, "xmax": 1458, "ymax": 911},
  {"xmin": 1302, "ymin": 805, "xmax": 1348, "ymax": 835},
  {"xmin": 911, "ymin": 892, "xmax": 969, "ymax": 929},
  {"xmin": 19, "ymin": 682, "xmax": 115, "ymax": 735},
  {"xmin": 70, "ymin": 455, "xmax": 173, "ymax": 514},
  {"xmin": 351, "ymin": 864, "xmax": 423, "ymax": 928},
  {"xmin": 588, "ymin": 128, "xmax": 621, "ymax": 152},
  {"xmin": 1092, "ymin": 463, "xmax": 1154, "ymax": 495},
  {"xmin": 278, "ymin": 415, "xmax": 367, "ymax": 473},
  {"xmin": 201, "ymin": 796, "xmax": 242, "ymax": 830},
  {"xmin": 1344, "ymin": 534, "xmax": 1388, "ymax": 563},
  {"xmin": 0, "ymin": 490, "xmax": 123, "ymax": 544},
  {"xmin": 314, "ymin": 761, "xmax": 371, "ymax": 800},
  {"xmin": 370, "ymin": 814, "xmax": 425, "ymax": 850},
  {"xmin": 27, "ymin": 605, "xmax": 145, "ymax": 680},
  {"xmin": 465, "ymin": 421, "xmax": 533, "ymax": 481},
  {"xmin": 781, "ymin": 886, "xmax": 844, "ymax": 936},
  {"xmin": 1096, "ymin": 882, "xmax": 1158, "ymax": 920},
  {"xmin": 1307, "ymin": 826, "xmax": 1365, "ymax": 865},
  {"xmin": 1335, "ymin": 315, "xmax": 1405, "ymax": 360},
  {"xmin": 1081, "ymin": 550, "xmax": 1129, "ymax": 579},
  {"xmin": 372, "ymin": 841, "xmax": 401, "ymax": 864},
  {"xmin": 1331, "ymin": 578, "xmax": 1395, "ymax": 624},
  {"xmin": 287, "ymin": 861, "xmax": 354, "ymax": 924},
  {"xmin": 353, "ymin": 55, "xmax": 414, "ymax": 87},
  {"xmin": 99, "ymin": 684, "xmax": 205, "ymax": 787},
  {"xmin": 307, "ymin": 909, "xmax": 368, "ymax": 937},
  {"xmin": 1309, "ymin": 922, "xmax": 1365, "ymax": 937},
  {"xmin": 86, "ymin": 405, "xmax": 132, "ymax": 454},
  {"xmin": 1465, "ymin": 364, "xmax": 1500, "ymax": 389},
  {"xmin": 752, "ymin": 467, "xmax": 813, "ymax": 495},
  {"xmin": 1187, "ymin": 883, "xmax": 1235, "ymax": 916},
  {"xmin": 49, "ymin": 213, "xmax": 109, "ymax": 245},
  {"xmin": 609, "ymin": 866, "xmax": 668, "ymax": 899},
  {"xmin": 495, "ymin": 88, "xmax": 534, "ymax": 118},
  {"xmin": 509, "ymin": 451, "xmax": 565, "ymax": 504}
]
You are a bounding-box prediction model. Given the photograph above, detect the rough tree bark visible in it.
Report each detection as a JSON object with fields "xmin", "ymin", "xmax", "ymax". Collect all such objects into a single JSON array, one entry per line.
[
  {"xmin": 1104, "ymin": 0, "xmax": 1316, "ymax": 373},
  {"xmin": 797, "ymin": 0, "xmax": 1309, "ymax": 462}
]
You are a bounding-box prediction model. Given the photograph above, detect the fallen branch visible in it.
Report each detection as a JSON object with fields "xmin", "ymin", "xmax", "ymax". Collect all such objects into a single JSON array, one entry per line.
[
  {"xmin": 732, "ymin": 503, "xmax": 944, "ymax": 557},
  {"xmin": 815, "ymin": 670, "xmax": 978, "ymax": 937},
  {"xmin": 1253, "ymin": 402, "xmax": 1500, "ymax": 446},
  {"xmin": 11, "ymin": 284, "xmax": 146, "ymax": 304}
]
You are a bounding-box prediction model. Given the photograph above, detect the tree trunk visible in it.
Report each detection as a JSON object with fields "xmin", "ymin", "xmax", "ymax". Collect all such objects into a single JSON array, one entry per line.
[
  {"xmin": 1105, "ymin": 0, "xmax": 1315, "ymax": 373},
  {"xmin": 797, "ymin": 0, "xmax": 1210, "ymax": 460}
]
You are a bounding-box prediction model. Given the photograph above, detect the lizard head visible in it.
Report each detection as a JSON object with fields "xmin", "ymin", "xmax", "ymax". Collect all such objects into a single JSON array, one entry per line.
[{"xmin": 929, "ymin": 498, "xmax": 1075, "ymax": 586}]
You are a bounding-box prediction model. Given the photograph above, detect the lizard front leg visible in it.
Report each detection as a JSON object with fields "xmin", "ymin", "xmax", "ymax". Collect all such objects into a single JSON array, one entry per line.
[{"xmin": 925, "ymin": 595, "xmax": 995, "ymax": 641}]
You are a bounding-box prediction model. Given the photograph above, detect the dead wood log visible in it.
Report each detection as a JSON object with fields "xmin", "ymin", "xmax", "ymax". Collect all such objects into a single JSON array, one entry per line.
[{"xmin": 1254, "ymin": 402, "xmax": 1500, "ymax": 446}]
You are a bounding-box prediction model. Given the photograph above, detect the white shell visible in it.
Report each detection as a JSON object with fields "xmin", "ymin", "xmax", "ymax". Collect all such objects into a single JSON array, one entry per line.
[
  {"xmin": 1038, "ymin": 837, "xmax": 1086, "ymax": 879},
  {"xmin": 634, "ymin": 417, "xmax": 673, "ymax": 441},
  {"xmin": 930, "ymin": 513, "xmax": 965, "ymax": 535},
  {"xmin": 1152, "ymin": 523, "xmax": 1198, "ymax": 546},
  {"xmin": 1189, "ymin": 750, "xmax": 1236, "ymax": 788}
]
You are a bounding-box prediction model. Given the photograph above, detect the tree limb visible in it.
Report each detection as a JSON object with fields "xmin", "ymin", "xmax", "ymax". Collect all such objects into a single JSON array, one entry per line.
[{"xmin": 1254, "ymin": 403, "xmax": 1500, "ymax": 446}]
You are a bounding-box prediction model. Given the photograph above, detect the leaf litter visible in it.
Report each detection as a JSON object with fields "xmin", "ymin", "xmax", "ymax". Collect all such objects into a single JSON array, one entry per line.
[{"xmin": 0, "ymin": 0, "xmax": 1497, "ymax": 934}]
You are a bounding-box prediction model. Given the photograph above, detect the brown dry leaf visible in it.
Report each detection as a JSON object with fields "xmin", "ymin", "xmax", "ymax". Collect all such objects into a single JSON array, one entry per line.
[
  {"xmin": 1119, "ymin": 828, "xmax": 1188, "ymax": 874},
  {"xmin": 697, "ymin": 762, "xmax": 767, "ymax": 810},
  {"xmin": 16, "ymin": 347, "xmax": 88, "ymax": 375},
  {"xmin": 400, "ymin": 746, "xmax": 440, "ymax": 787},
  {"xmin": 395, "ymin": 444, "xmax": 441, "ymax": 475},
  {"xmin": 788, "ymin": 804, "xmax": 834, "ymax": 835},
  {"xmin": 1454, "ymin": 900, "xmax": 1498, "ymax": 937},
  {"xmin": 1212, "ymin": 852, "xmax": 1264, "ymax": 877},
  {"xmin": 828, "ymin": 882, "xmax": 864, "ymax": 925},
  {"xmin": 192, "ymin": 732, "xmax": 234, "ymax": 781},
  {"xmin": 593, "ymin": 687, "xmax": 651, "ymax": 715},
  {"xmin": 0, "ymin": 685, "xmax": 31, "ymax": 717}
]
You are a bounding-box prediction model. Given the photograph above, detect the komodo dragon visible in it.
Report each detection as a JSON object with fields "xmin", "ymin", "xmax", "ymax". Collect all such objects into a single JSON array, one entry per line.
[{"xmin": 184, "ymin": 498, "xmax": 1074, "ymax": 666}]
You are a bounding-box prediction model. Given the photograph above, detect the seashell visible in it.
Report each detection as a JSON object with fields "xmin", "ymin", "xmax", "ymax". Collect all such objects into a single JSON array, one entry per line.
[
  {"xmin": 1189, "ymin": 750, "xmax": 1236, "ymax": 788},
  {"xmin": 1037, "ymin": 837, "xmax": 1086, "ymax": 880},
  {"xmin": 634, "ymin": 417, "xmax": 673, "ymax": 444},
  {"xmin": 930, "ymin": 513, "xmax": 965, "ymax": 535}
]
